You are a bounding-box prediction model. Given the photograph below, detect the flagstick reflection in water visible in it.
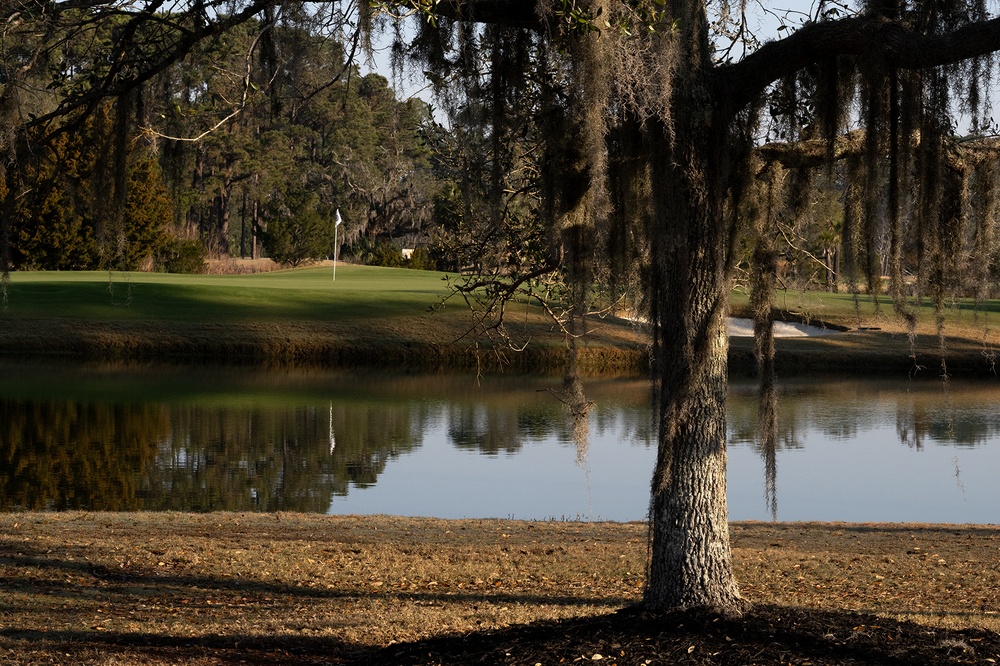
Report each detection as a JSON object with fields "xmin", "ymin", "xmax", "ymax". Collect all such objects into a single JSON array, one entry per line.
[{"xmin": 329, "ymin": 401, "xmax": 336, "ymax": 455}]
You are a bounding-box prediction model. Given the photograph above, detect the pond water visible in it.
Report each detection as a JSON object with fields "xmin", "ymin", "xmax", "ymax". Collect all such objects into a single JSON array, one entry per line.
[{"xmin": 1, "ymin": 360, "xmax": 998, "ymax": 523}]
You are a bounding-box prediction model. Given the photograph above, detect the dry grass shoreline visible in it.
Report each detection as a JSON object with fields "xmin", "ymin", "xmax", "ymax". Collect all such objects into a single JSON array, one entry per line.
[
  {"xmin": 0, "ymin": 316, "xmax": 651, "ymax": 374},
  {"xmin": 5, "ymin": 316, "xmax": 1000, "ymax": 378},
  {"xmin": 1, "ymin": 512, "xmax": 998, "ymax": 664}
]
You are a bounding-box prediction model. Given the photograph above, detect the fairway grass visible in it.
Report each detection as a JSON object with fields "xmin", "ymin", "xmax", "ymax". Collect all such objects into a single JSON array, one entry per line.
[
  {"xmin": 729, "ymin": 287, "xmax": 1000, "ymax": 376},
  {"xmin": 731, "ymin": 286, "xmax": 1000, "ymax": 335},
  {"xmin": 3, "ymin": 265, "xmax": 456, "ymax": 323},
  {"xmin": 0, "ymin": 266, "xmax": 648, "ymax": 372}
]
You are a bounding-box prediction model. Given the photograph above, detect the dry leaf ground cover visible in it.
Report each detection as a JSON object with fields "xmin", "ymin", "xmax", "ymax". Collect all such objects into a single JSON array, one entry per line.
[{"xmin": 1, "ymin": 512, "xmax": 998, "ymax": 664}]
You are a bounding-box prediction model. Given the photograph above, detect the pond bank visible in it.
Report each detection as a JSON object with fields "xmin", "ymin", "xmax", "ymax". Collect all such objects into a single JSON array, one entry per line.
[
  {"xmin": 1, "ymin": 512, "xmax": 997, "ymax": 664},
  {"xmin": 4, "ymin": 268, "xmax": 999, "ymax": 375},
  {"xmin": 0, "ymin": 317, "xmax": 650, "ymax": 374},
  {"xmin": 2, "ymin": 316, "xmax": 998, "ymax": 376}
]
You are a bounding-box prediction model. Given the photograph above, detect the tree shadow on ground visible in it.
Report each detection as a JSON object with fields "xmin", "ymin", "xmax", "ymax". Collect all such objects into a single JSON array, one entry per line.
[
  {"xmin": 4, "ymin": 538, "xmax": 999, "ymax": 665},
  {"xmin": 4, "ymin": 597, "xmax": 999, "ymax": 664},
  {"xmin": 0, "ymin": 540, "xmax": 632, "ymax": 609},
  {"xmin": 0, "ymin": 629, "xmax": 361, "ymax": 666},
  {"xmin": 362, "ymin": 604, "xmax": 1000, "ymax": 665}
]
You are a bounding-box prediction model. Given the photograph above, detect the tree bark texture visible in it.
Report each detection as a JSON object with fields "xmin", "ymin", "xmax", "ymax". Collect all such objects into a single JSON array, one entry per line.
[
  {"xmin": 642, "ymin": 67, "xmax": 742, "ymax": 611},
  {"xmin": 646, "ymin": 299, "xmax": 737, "ymax": 611}
]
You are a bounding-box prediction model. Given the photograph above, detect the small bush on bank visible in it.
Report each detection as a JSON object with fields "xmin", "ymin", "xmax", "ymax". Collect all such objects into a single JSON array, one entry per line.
[
  {"xmin": 203, "ymin": 258, "xmax": 281, "ymax": 274},
  {"xmin": 370, "ymin": 242, "xmax": 406, "ymax": 268},
  {"xmin": 156, "ymin": 238, "xmax": 206, "ymax": 274},
  {"xmin": 407, "ymin": 247, "xmax": 438, "ymax": 271}
]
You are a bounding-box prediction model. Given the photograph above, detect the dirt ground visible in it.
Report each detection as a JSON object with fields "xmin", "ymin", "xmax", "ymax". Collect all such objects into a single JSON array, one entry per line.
[{"xmin": 1, "ymin": 512, "xmax": 998, "ymax": 664}]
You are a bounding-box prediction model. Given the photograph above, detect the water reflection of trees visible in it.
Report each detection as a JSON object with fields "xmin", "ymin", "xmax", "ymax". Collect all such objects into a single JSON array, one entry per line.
[
  {"xmin": 0, "ymin": 357, "xmax": 664, "ymax": 495},
  {"xmin": 727, "ymin": 391, "xmax": 804, "ymax": 453},
  {"xmin": 144, "ymin": 402, "xmax": 428, "ymax": 511},
  {"xmin": 448, "ymin": 404, "xmax": 540, "ymax": 455},
  {"xmin": 5, "ymin": 370, "xmax": 998, "ymax": 516},
  {"xmin": 0, "ymin": 371, "xmax": 669, "ymax": 513},
  {"xmin": 0, "ymin": 398, "xmax": 430, "ymax": 512},
  {"xmin": 728, "ymin": 380, "xmax": 1000, "ymax": 452},
  {"xmin": 445, "ymin": 394, "xmax": 654, "ymax": 456},
  {"xmin": 725, "ymin": 379, "xmax": 1000, "ymax": 520},
  {"xmin": 447, "ymin": 401, "xmax": 591, "ymax": 455},
  {"xmin": 897, "ymin": 404, "xmax": 1000, "ymax": 449},
  {"xmin": 0, "ymin": 399, "xmax": 167, "ymax": 510}
]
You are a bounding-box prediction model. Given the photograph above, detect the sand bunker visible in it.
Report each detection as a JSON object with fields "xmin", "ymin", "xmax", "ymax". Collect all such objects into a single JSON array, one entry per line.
[{"xmin": 727, "ymin": 318, "xmax": 841, "ymax": 337}]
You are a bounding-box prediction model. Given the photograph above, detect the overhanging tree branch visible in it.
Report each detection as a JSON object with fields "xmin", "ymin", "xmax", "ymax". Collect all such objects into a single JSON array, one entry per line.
[
  {"xmin": 719, "ymin": 14, "xmax": 1000, "ymax": 113},
  {"xmin": 22, "ymin": 0, "xmax": 279, "ymax": 129},
  {"xmin": 756, "ymin": 128, "xmax": 1000, "ymax": 172}
]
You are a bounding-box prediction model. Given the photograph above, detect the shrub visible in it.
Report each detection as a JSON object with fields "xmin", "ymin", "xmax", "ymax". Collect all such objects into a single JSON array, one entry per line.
[
  {"xmin": 157, "ymin": 238, "xmax": 206, "ymax": 273},
  {"xmin": 371, "ymin": 242, "xmax": 405, "ymax": 268},
  {"xmin": 408, "ymin": 247, "xmax": 438, "ymax": 271}
]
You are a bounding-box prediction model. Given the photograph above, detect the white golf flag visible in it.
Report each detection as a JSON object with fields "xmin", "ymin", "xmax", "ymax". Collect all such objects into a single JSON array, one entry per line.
[{"xmin": 335, "ymin": 209, "xmax": 342, "ymax": 226}]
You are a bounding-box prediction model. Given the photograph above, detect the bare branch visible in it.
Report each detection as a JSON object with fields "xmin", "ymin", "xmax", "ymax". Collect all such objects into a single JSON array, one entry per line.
[
  {"xmin": 140, "ymin": 16, "xmax": 276, "ymax": 142},
  {"xmin": 756, "ymin": 129, "xmax": 1000, "ymax": 172},
  {"xmin": 755, "ymin": 129, "xmax": 864, "ymax": 168},
  {"xmin": 24, "ymin": 0, "xmax": 279, "ymax": 130}
]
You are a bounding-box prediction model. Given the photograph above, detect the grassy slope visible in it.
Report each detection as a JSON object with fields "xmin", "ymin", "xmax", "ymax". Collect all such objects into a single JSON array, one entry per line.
[
  {"xmin": 732, "ymin": 286, "xmax": 1000, "ymax": 334},
  {"xmin": 4, "ymin": 266, "xmax": 460, "ymax": 322},
  {"xmin": 0, "ymin": 267, "xmax": 647, "ymax": 372},
  {"xmin": 3, "ymin": 267, "xmax": 1000, "ymax": 374},
  {"xmin": 731, "ymin": 288, "xmax": 1000, "ymax": 376}
]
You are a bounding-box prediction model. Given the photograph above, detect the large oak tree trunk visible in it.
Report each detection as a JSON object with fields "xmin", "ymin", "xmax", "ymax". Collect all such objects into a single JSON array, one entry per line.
[
  {"xmin": 641, "ymin": 59, "xmax": 742, "ymax": 610},
  {"xmin": 643, "ymin": 187, "xmax": 740, "ymax": 611},
  {"xmin": 646, "ymin": 351, "xmax": 737, "ymax": 611}
]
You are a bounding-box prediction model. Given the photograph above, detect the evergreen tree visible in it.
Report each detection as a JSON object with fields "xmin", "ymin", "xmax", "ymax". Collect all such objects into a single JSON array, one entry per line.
[{"xmin": 5, "ymin": 105, "xmax": 170, "ymax": 270}]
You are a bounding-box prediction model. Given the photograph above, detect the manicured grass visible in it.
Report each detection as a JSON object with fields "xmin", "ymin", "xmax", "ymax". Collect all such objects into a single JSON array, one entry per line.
[
  {"xmin": 0, "ymin": 266, "xmax": 648, "ymax": 372},
  {"xmin": 728, "ymin": 288, "xmax": 1000, "ymax": 376},
  {"xmin": 3, "ymin": 265, "xmax": 455, "ymax": 323},
  {"xmin": 8, "ymin": 266, "xmax": 996, "ymax": 333},
  {"xmin": 732, "ymin": 286, "xmax": 1000, "ymax": 336}
]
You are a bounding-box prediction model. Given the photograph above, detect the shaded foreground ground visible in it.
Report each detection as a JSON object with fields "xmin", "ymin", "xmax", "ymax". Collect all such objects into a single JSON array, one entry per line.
[{"xmin": 1, "ymin": 513, "xmax": 998, "ymax": 664}]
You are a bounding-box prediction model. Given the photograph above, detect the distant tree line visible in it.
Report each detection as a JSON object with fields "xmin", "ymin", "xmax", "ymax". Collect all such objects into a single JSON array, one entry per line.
[
  {"xmin": 2, "ymin": 3, "xmax": 939, "ymax": 298},
  {"xmin": 1, "ymin": 11, "xmax": 449, "ymax": 272}
]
